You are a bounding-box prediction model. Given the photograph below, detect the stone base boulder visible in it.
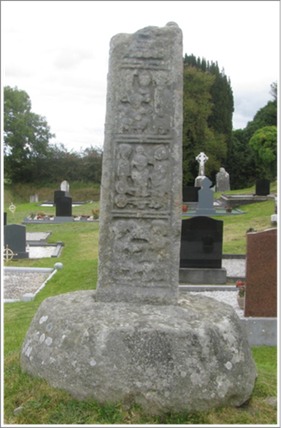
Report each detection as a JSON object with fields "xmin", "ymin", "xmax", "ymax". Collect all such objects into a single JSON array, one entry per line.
[{"xmin": 21, "ymin": 291, "xmax": 256, "ymax": 415}]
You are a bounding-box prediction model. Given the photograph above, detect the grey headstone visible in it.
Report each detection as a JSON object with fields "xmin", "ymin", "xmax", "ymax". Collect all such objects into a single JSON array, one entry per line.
[
  {"xmin": 216, "ymin": 167, "xmax": 230, "ymax": 192},
  {"xmin": 96, "ymin": 23, "xmax": 183, "ymax": 305},
  {"xmin": 4, "ymin": 224, "xmax": 29, "ymax": 258},
  {"xmin": 196, "ymin": 177, "xmax": 216, "ymax": 216},
  {"xmin": 29, "ymin": 194, "xmax": 39, "ymax": 203}
]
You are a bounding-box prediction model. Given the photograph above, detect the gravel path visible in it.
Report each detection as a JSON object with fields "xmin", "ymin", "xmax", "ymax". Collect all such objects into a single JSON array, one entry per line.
[
  {"xmin": 189, "ymin": 290, "xmax": 245, "ymax": 318},
  {"xmin": 27, "ymin": 246, "xmax": 59, "ymax": 258},
  {"xmin": 4, "ymin": 271, "xmax": 244, "ymax": 319},
  {"xmin": 4, "ymin": 271, "xmax": 52, "ymax": 301}
]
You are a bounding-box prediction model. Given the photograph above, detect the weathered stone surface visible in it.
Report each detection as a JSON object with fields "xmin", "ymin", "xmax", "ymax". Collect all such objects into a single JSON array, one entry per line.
[
  {"xmin": 96, "ymin": 23, "xmax": 183, "ymax": 305},
  {"xmin": 20, "ymin": 23, "xmax": 257, "ymax": 417},
  {"xmin": 21, "ymin": 290, "xmax": 257, "ymax": 415}
]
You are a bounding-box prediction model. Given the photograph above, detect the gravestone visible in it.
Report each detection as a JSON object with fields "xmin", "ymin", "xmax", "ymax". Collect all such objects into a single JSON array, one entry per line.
[
  {"xmin": 196, "ymin": 177, "xmax": 216, "ymax": 216},
  {"xmin": 54, "ymin": 185, "xmax": 72, "ymax": 217},
  {"xmin": 29, "ymin": 194, "xmax": 39, "ymax": 203},
  {"xmin": 271, "ymin": 196, "xmax": 277, "ymax": 226},
  {"xmin": 180, "ymin": 216, "xmax": 223, "ymax": 268},
  {"xmin": 21, "ymin": 23, "xmax": 256, "ymax": 416},
  {"xmin": 60, "ymin": 180, "xmax": 70, "ymax": 194},
  {"xmin": 216, "ymin": 167, "xmax": 230, "ymax": 192},
  {"xmin": 194, "ymin": 151, "xmax": 208, "ymax": 187},
  {"xmin": 4, "ymin": 212, "xmax": 7, "ymax": 226},
  {"xmin": 4, "ymin": 224, "xmax": 29, "ymax": 259},
  {"xmin": 255, "ymin": 179, "xmax": 270, "ymax": 196},
  {"xmin": 182, "ymin": 186, "xmax": 200, "ymax": 202},
  {"xmin": 54, "ymin": 190, "xmax": 66, "ymax": 205},
  {"xmin": 244, "ymin": 228, "xmax": 277, "ymax": 317},
  {"xmin": 55, "ymin": 195, "xmax": 72, "ymax": 217},
  {"xmin": 179, "ymin": 216, "xmax": 226, "ymax": 283}
]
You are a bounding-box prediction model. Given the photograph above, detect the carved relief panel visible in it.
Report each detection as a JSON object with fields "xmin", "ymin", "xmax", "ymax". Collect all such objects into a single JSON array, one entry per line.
[
  {"xmin": 113, "ymin": 142, "xmax": 170, "ymax": 211},
  {"xmin": 110, "ymin": 218, "xmax": 171, "ymax": 285},
  {"xmin": 116, "ymin": 68, "xmax": 173, "ymax": 135}
]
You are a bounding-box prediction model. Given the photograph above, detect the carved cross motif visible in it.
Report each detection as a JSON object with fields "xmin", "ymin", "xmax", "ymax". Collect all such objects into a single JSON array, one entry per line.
[{"xmin": 196, "ymin": 152, "xmax": 208, "ymax": 176}]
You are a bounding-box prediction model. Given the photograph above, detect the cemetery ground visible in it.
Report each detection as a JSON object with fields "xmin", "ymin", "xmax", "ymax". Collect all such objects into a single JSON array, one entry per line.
[{"xmin": 3, "ymin": 182, "xmax": 278, "ymax": 425}]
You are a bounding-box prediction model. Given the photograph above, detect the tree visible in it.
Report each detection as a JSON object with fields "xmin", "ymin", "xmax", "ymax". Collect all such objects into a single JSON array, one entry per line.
[
  {"xmin": 80, "ymin": 146, "xmax": 103, "ymax": 183},
  {"xmin": 227, "ymin": 130, "xmax": 257, "ymax": 189},
  {"xmin": 227, "ymin": 82, "xmax": 277, "ymax": 189},
  {"xmin": 184, "ymin": 54, "xmax": 234, "ymax": 152},
  {"xmin": 249, "ymin": 126, "xmax": 277, "ymax": 180},
  {"xmin": 182, "ymin": 65, "xmax": 215, "ymax": 184},
  {"xmin": 4, "ymin": 86, "xmax": 55, "ymax": 182},
  {"xmin": 182, "ymin": 56, "xmax": 233, "ymax": 185}
]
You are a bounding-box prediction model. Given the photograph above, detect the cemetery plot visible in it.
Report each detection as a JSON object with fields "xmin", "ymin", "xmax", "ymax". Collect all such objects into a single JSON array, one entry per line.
[
  {"xmin": 4, "ymin": 227, "xmax": 63, "ymax": 260},
  {"xmin": 26, "ymin": 232, "xmax": 64, "ymax": 259},
  {"xmin": 4, "ymin": 268, "xmax": 54, "ymax": 302},
  {"xmin": 23, "ymin": 180, "xmax": 99, "ymax": 223}
]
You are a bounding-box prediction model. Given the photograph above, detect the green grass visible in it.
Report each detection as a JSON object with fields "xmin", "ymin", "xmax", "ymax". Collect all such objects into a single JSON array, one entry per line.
[
  {"xmin": 3, "ymin": 346, "xmax": 278, "ymax": 425},
  {"xmin": 3, "ymin": 183, "xmax": 278, "ymax": 424}
]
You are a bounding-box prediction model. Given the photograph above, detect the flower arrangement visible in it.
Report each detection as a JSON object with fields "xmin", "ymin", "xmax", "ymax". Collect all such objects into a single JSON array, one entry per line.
[
  {"xmin": 236, "ymin": 280, "xmax": 246, "ymax": 297},
  {"xmin": 92, "ymin": 209, "xmax": 100, "ymax": 219}
]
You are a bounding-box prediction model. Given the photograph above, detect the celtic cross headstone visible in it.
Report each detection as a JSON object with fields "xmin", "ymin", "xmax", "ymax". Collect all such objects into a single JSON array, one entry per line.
[
  {"xmin": 194, "ymin": 151, "xmax": 208, "ymax": 187},
  {"xmin": 196, "ymin": 152, "xmax": 208, "ymax": 176}
]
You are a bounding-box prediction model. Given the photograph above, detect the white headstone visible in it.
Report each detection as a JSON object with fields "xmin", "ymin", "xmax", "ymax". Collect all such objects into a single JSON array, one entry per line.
[{"xmin": 60, "ymin": 180, "xmax": 69, "ymax": 193}]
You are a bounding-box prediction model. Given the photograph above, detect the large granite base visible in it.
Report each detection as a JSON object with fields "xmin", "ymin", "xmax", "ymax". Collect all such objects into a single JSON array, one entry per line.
[
  {"xmin": 179, "ymin": 268, "xmax": 227, "ymax": 284},
  {"xmin": 21, "ymin": 290, "xmax": 256, "ymax": 415}
]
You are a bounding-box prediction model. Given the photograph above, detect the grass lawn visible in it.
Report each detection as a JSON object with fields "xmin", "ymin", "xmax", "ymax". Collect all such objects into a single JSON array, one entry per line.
[{"xmin": 2, "ymin": 183, "xmax": 278, "ymax": 425}]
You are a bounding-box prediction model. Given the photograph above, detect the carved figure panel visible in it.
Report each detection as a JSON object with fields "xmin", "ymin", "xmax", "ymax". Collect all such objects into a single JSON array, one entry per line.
[
  {"xmin": 116, "ymin": 69, "xmax": 173, "ymax": 135},
  {"xmin": 114, "ymin": 143, "xmax": 170, "ymax": 211},
  {"xmin": 110, "ymin": 219, "xmax": 170, "ymax": 284}
]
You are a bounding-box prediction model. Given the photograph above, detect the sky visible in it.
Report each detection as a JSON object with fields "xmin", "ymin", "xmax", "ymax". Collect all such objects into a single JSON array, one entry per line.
[{"xmin": 1, "ymin": 0, "xmax": 279, "ymax": 152}]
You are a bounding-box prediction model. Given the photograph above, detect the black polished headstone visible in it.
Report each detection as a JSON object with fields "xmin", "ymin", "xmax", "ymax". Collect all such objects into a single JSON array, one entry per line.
[
  {"xmin": 54, "ymin": 190, "xmax": 66, "ymax": 205},
  {"xmin": 255, "ymin": 179, "xmax": 270, "ymax": 196},
  {"xmin": 182, "ymin": 186, "xmax": 200, "ymax": 202},
  {"xmin": 4, "ymin": 224, "xmax": 29, "ymax": 258},
  {"xmin": 4, "ymin": 212, "xmax": 7, "ymax": 226},
  {"xmin": 56, "ymin": 196, "xmax": 72, "ymax": 217},
  {"xmin": 180, "ymin": 216, "xmax": 223, "ymax": 268}
]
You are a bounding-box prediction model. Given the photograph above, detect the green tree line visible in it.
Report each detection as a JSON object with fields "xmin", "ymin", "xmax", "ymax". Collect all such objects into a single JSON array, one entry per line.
[
  {"xmin": 4, "ymin": 86, "xmax": 102, "ymax": 185},
  {"xmin": 183, "ymin": 55, "xmax": 277, "ymax": 188},
  {"xmin": 3, "ymin": 68, "xmax": 277, "ymax": 188}
]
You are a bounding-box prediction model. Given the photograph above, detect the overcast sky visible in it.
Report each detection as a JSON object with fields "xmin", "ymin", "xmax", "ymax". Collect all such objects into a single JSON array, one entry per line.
[{"xmin": 2, "ymin": 1, "xmax": 279, "ymax": 152}]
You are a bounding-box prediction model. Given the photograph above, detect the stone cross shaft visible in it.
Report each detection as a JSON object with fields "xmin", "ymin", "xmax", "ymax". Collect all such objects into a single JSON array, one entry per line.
[
  {"xmin": 196, "ymin": 152, "xmax": 208, "ymax": 176},
  {"xmin": 96, "ymin": 23, "xmax": 183, "ymax": 305}
]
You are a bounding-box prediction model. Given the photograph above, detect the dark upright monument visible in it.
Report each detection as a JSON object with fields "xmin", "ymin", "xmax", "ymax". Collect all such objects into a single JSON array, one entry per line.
[{"xmin": 179, "ymin": 216, "xmax": 226, "ymax": 283}]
